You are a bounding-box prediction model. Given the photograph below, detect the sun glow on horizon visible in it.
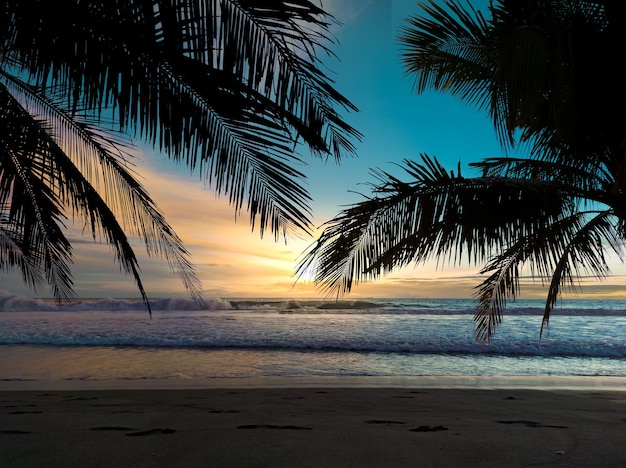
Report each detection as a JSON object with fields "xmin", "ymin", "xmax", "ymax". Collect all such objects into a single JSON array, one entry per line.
[{"xmin": 4, "ymin": 153, "xmax": 625, "ymax": 301}]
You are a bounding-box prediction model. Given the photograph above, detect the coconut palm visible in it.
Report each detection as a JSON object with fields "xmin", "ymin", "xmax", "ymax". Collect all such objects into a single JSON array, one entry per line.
[
  {"xmin": 298, "ymin": 0, "xmax": 626, "ymax": 341},
  {"xmin": 0, "ymin": 0, "xmax": 360, "ymax": 307}
]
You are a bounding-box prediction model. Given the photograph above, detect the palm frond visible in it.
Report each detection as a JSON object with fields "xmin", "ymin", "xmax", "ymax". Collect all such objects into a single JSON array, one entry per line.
[
  {"xmin": 473, "ymin": 240, "xmax": 522, "ymax": 343},
  {"xmin": 3, "ymin": 0, "xmax": 364, "ymax": 303},
  {"xmin": 2, "ymin": 0, "xmax": 361, "ymax": 238},
  {"xmin": 0, "ymin": 212, "xmax": 48, "ymax": 291},
  {"xmin": 471, "ymin": 157, "xmax": 611, "ymax": 197},
  {"xmin": 298, "ymin": 154, "xmax": 569, "ymax": 298},
  {"xmin": 302, "ymin": 0, "xmax": 626, "ymax": 343},
  {"xmin": 540, "ymin": 211, "xmax": 620, "ymax": 336},
  {"xmin": 473, "ymin": 209, "xmax": 617, "ymax": 341},
  {"xmin": 399, "ymin": 0, "xmax": 492, "ymax": 112},
  {"xmin": 399, "ymin": 0, "xmax": 626, "ymax": 155},
  {"xmin": 1, "ymin": 72, "xmax": 202, "ymax": 302},
  {"xmin": 0, "ymin": 84, "xmax": 74, "ymax": 300}
]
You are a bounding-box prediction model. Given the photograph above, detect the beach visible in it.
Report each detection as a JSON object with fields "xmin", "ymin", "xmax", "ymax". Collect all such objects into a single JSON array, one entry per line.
[
  {"xmin": 2, "ymin": 296, "xmax": 625, "ymax": 466},
  {"xmin": 2, "ymin": 382, "xmax": 625, "ymax": 467}
]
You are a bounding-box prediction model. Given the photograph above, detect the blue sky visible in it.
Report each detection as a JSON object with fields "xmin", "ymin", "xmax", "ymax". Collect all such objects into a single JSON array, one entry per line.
[
  {"xmin": 306, "ymin": 0, "xmax": 501, "ymax": 217},
  {"xmin": 3, "ymin": 1, "xmax": 625, "ymax": 300}
]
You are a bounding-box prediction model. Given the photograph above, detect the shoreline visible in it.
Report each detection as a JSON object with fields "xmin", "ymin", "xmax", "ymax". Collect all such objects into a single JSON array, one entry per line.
[
  {"xmin": 3, "ymin": 375, "xmax": 626, "ymax": 392},
  {"xmin": 2, "ymin": 386, "xmax": 625, "ymax": 467}
]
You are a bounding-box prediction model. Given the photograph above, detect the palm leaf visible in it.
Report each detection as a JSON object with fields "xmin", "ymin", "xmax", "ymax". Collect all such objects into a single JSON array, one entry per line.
[
  {"xmin": 540, "ymin": 211, "xmax": 620, "ymax": 336},
  {"xmin": 1, "ymin": 72, "xmax": 202, "ymax": 303},
  {"xmin": 471, "ymin": 157, "xmax": 612, "ymax": 199},
  {"xmin": 399, "ymin": 0, "xmax": 492, "ymax": 113},
  {"xmin": 0, "ymin": 212, "xmax": 48, "ymax": 292},
  {"xmin": 3, "ymin": 0, "xmax": 362, "ymax": 303},
  {"xmin": 474, "ymin": 209, "xmax": 618, "ymax": 342},
  {"xmin": 298, "ymin": 155, "xmax": 569, "ymax": 299},
  {"xmin": 303, "ymin": 0, "xmax": 626, "ymax": 342},
  {"xmin": 3, "ymin": 0, "xmax": 361, "ymax": 238},
  {"xmin": 0, "ymin": 85, "xmax": 74, "ymax": 300}
]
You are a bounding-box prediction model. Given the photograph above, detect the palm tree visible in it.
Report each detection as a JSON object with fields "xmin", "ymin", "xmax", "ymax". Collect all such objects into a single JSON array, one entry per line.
[
  {"xmin": 298, "ymin": 0, "xmax": 626, "ymax": 342},
  {"xmin": 1, "ymin": 0, "xmax": 360, "ymax": 307}
]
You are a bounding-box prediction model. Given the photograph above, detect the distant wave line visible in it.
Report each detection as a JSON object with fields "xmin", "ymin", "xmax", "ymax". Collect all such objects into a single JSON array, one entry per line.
[{"xmin": 1, "ymin": 293, "xmax": 625, "ymax": 316}]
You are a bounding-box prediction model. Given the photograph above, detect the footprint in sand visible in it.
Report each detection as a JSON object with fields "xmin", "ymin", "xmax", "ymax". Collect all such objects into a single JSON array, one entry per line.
[
  {"xmin": 125, "ymin": 428, "xmax": 176, "ymax": 436},
  {"xmin": 410, "ymin": 425, "xmax": 449, "ymax": 432},
  {"xmin": 90, "ymin": 426, "xmax": 136, "ymax": 431},
  {"xmin": 366, "ymin": 420, "xmax": 406, "ymax": 425},
  {"xmin": 236, "ymin": 424, "xmax": 312, "ymax": 430},
  {"xmin": 496, "ymin": 420, "xmax": 568, "ymax": 429}
]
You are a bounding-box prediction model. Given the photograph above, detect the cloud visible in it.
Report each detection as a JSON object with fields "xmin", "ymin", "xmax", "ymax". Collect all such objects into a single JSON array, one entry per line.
[
  {"xmin": 319, "ymin": 0, "xmax": 374, "ymax": 27},
  {"xmin": 6, "ymin": 148, "xmax": 626, "ymax": 301},
  {"xmin": 121, "ymin": 161, "xmax": 320, "ymax": 298}
]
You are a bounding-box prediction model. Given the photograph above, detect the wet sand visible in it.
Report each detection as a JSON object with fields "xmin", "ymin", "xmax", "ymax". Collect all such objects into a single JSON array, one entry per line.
[{"xmin": 1, "ymin": 384, "xmax": 625, "ymax": 467}]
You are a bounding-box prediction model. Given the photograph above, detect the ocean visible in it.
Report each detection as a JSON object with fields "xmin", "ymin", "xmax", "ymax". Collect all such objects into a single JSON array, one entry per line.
[{"xmin": 1, "ymin": 293, "xmax": 625, "ymax": 387}]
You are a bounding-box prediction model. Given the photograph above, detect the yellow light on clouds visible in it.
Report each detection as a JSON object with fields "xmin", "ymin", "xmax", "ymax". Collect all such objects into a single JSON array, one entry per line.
[{"xmin": 7, "ymin": 153, "xmax": 623, "ymax": 301}]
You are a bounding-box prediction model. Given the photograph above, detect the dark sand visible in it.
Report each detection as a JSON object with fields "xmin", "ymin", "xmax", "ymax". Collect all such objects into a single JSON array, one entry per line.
[{"xmin": 1, "ymin": 385, "xmax": 625, "ymax": 467}]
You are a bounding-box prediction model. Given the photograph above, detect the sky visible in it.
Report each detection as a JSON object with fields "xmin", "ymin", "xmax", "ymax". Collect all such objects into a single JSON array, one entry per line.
[{"xmin": 3, "ymin": 0, "xmax": 626, "ymax": 300}]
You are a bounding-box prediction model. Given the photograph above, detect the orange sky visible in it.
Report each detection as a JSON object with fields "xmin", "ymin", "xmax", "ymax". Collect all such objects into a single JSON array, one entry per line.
[
  {"xmin": 55, "ymin": 156, "xmax": 624, "ymax": 301},
  {"xmin": 4, "ymin": 152, "xmax": 626, "ymax": 300}
]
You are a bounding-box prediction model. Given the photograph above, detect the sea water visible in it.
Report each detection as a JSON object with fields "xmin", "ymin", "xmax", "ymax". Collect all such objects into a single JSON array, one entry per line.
[{"xmin": 0, "ymin": 293, "xmax": 624, "ymax": 386}]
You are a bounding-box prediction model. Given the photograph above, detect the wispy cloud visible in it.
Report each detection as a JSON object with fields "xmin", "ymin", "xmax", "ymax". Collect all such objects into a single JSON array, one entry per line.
[
  {"xmin": 319, "ymin": 0, "xmax": 374, "ymax": 28},
  {"xmin": 6, "ymin": 150, "xmax": 625, "ymax": 300},
  {"xmin": 127, "ymin": 161, "xmax": 319, "ymax": 297}
]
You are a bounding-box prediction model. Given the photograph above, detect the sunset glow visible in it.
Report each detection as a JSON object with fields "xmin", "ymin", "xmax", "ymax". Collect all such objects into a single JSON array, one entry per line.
[{"xmin": 3, "ymin": 0, "xmax": 625, "ymax": 302}]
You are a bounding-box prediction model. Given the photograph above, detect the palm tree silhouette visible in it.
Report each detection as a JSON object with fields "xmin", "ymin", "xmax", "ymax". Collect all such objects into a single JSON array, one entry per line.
[
  {"xmin": 298, "ymin": 0, "xmax": 626, "ymax": 341},
  {"xmin": 1, "ymin": 0, "xmax": 360, "ymax": 308}
]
